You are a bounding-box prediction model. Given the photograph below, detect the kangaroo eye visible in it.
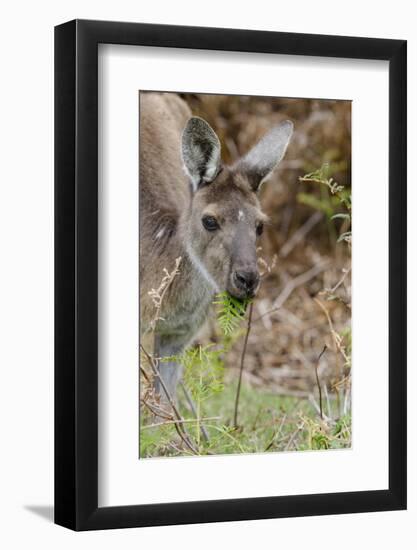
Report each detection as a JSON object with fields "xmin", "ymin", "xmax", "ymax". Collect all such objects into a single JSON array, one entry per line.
[
  {"xmin": 256, "ymin": 223, "xmax": 264, "ymax": 236},
  {"xmin": 202, "ymin": 215, "xmax": 219, "ymax": 231}
]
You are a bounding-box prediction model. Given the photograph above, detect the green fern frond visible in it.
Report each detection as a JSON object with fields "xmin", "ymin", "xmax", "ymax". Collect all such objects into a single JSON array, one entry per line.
[
  {"xmin": 299, "ymin": 162, "xmax": 352, "ymax": 243},
  {"xmin": 213, "ymin": 292, "xmax": 251, "ymax": 336},
  {"xmin": 181, "ymin": 344, "xmax": 225, "ymax": 401}
]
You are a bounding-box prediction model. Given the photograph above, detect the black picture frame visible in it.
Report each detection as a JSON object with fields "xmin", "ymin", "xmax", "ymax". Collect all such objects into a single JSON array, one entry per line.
[{"xmin": 55, "ymin": 19, "xmax": 407, "ymax": 531}]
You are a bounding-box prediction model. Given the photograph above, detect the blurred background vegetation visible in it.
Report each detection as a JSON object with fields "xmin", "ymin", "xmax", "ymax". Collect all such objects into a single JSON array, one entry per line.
[{"xmin": 140, "ymin": 93, "xmax": 351, "ymax": 458}]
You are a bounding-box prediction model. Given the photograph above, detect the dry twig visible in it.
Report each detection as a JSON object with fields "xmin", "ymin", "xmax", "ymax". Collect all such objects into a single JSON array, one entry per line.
[
  {"xmin": 142, "ymin": 416, "xmax": 220, "ymax": 430},
  {"xmin": 233, "ymin": 302, "xmax": 254, "ymax": 428},
  {"xmin": 140, "ymin": 344, "xmax": 198, "ymax": 454},
  {"xmin": 147, "ymin": 257, "xmax": 182, "ymax": 332},
  {"xmin": 314, "ymin": 345, "xmax": 327, "ymax": 420},
  {"xmin": 313, "ymin": 298, "xmax": 350, "ymax": 366},
  {"xmin": 180, "ymin": 382, "xmax": 210, "ymax": 443}
]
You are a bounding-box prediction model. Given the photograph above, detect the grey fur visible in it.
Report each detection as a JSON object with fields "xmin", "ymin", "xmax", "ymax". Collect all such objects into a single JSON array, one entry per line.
[
  {"xmin": 140, "ymin": 93, "xmax": 293, "ymax": 399},
  {"xmin": 182, "ymin": 117, "xmax": 221, "ymax": 191},
  {"xmin": 236, "ymin": 120, "xmax": 293, "ymax": 191}
]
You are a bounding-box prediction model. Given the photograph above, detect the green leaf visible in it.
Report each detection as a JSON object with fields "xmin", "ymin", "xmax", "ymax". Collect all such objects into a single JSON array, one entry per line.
[
  {"xmin": 181, "ymin": 344, "xmax": 225, "ymax": 403},
  {"xmin": 213, "ymin": 292, "xmax": 250, "ymax": 336}
]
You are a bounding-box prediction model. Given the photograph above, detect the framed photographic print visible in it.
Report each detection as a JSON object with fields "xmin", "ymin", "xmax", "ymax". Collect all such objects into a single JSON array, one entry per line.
[{"xmin": 55, "ymin": 20, "xmax": 407, "ymax": 530}]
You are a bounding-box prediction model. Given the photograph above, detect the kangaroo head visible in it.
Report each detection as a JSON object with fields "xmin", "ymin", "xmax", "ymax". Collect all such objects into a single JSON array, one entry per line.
[{"xmin": 181, "ymin": 116, "xmax": 293, "ymax": 300}]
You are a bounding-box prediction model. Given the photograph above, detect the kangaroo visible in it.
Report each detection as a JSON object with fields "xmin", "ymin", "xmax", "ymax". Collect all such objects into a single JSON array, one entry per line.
[{"xmin": 140, "ymin": 92, "xmax": 293, "ymax": 399}]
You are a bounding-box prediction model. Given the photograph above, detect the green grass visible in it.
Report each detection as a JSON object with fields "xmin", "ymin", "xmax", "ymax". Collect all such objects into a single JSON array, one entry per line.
[{"xmin": 139, "ymin": 381, "xmax": 351, "ymax": 458}]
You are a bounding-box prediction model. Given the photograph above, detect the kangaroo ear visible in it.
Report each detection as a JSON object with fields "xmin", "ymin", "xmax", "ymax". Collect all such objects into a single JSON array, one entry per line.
[
  {"xmin": 236, "ymin": 120, "xmax": 293, "ymax": 192},
  {"xmin": 182, "ymin": 117, "xmax": 221, "ymax": 192}
]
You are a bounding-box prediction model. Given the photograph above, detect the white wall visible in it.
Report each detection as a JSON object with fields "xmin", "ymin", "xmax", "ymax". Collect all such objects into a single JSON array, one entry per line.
[{"xmin": 0, "ymin": 1, "xmax": 415, "ymax": 548}]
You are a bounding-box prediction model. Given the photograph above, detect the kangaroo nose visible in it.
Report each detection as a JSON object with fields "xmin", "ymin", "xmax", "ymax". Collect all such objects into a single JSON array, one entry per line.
[{"xmin": 233, "ymin": 270, "xmax": 260, "ymax": 294}]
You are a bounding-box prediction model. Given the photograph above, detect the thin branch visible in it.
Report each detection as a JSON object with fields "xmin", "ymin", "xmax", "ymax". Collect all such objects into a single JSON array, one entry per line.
[
  {"xmin": 233, "ymin": 302, "xmax": 254, "ymax": 428},
  {"xmin": 264, "ymin": 413, "xmax": 287, "ymax": 451},
  {"xmin": 314, "ymin": 345, "xmax": 327, "ymax": 420},
  {"xmin": 332, "ymin": 374, "xmax": 351, "ymax": 390},
  {"xmin": 139, "ymin": 364, "xmax": 151, "ymax": 384},
  {"xmin": 329, "ymin": 266, "xmax": 351, "ymax": 294},
  {"xmin": 204, "ymin": 424, "xmax": 246, "ymax": 453},
  {"xmin": 252, "ymin": 305, "xmax": 282, "ymax": 324},
  {"xmin": 141, "ymin": 398, "xmax": 172, "ymax": 421},
  {"xmin": 140, "ymin": 344, "xmax": 198, "ymax": 455},
  {"xmin": 284, "ymin": 418, "xmax": 305, "ymax": 451},
  {"xmin": 142, "ymin": 416, "xmax": 220, "ymax": 430},
  {"xmin": 343, "ymin": 386, "xmax": 351, "ymax": 416},
  {"xmin": 314, "ymin": 298, "xmax": 350, "ymax": 365},
  {"xmin": 180, "ymin": 382, "xmax": 210, "ymax": 443},
  {"xmin": 309, "ymin": 394, "xmax": 328, "ymax": 421},
  {"xmin": 147, "ymin": 256, "xmax": 182, "ymax": 332},
  {"xmin": 324, "ymin": 383, "xmax": 332, "ymax": 419}
]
